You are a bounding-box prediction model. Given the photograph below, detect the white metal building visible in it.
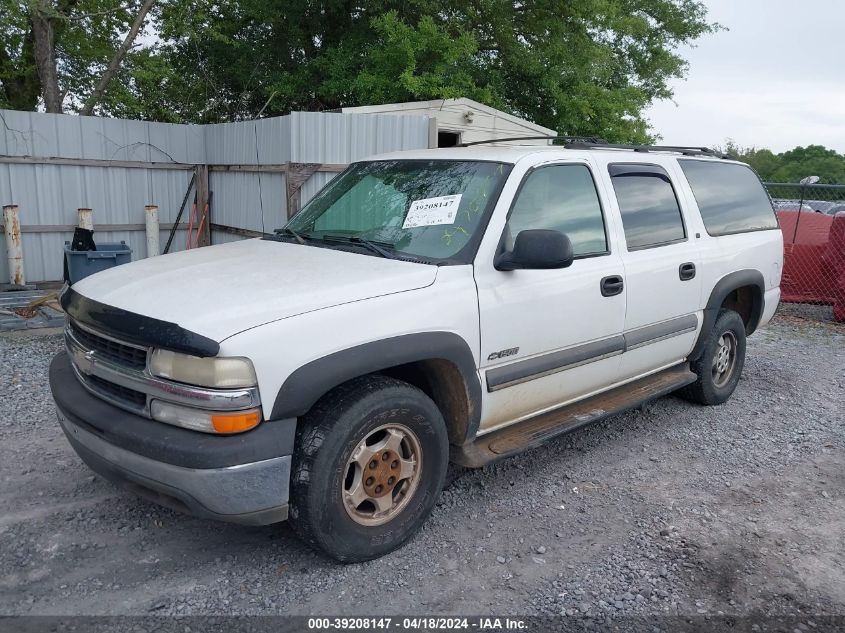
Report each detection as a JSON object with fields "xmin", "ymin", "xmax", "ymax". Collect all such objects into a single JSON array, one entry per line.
[{"xmin": 341, "ymin": 98, "xmax": 556, "ymax": 147}]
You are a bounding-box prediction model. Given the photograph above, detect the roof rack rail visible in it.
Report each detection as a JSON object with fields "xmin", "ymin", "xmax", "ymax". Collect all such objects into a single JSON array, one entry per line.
[
  {"xmin": 459, "ymin": 135, "xmax": 607, "ymax": 147},
  {"xmin": 576, "ymin": 142, "xmax": 732, "ymax": 158},
  {"xmin": 459, "ymin": 135, "xmax": 732, "ymax": 159}
]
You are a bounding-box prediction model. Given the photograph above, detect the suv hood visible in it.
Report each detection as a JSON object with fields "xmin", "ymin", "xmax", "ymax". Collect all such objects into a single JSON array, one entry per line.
[{"xmin": 72, "ymin": 239, "xmax": 437, "ymax": 341}]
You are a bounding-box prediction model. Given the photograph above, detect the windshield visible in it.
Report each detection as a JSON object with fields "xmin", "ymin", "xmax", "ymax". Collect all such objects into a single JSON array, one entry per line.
[{"xmin": 284, "ymin": 160, "xmax": 511, "ymax": 262}]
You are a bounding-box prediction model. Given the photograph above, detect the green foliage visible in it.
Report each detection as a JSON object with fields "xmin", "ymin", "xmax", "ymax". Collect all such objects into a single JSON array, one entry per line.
[
  {"xmin": 353, "ymin": 12, "xmax": 492, "ymax": 106},
  {"xmin": 96, "ymin": 48, "xmax": 193, "ymax": 122},
  {"xmin": 0, "ymin": 1, "xmax": 40, "ymax": 110},
  {"xmin": 155, "ymin": 0, "xmax": 719, "ymax": 141},
  {"xmin": 0, "ymin": 0, "xmax": 162, "ymax": 114},
  {"xmin": 1, "ymin": 0, "xmax": 720, "ymax": 143},
  {"xmin": 725, "ymin": 141, "xmax": 845, "ymax": 185}
]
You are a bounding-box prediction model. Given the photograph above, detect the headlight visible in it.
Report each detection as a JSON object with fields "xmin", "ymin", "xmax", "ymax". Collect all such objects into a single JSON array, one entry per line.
[
  {"xmin": 151, "ymin": 400, "xmax": 261, "ymax": 434},
  {"xmin": 149, "ymin": 349, "xmax": 257, "ymax": 388}
]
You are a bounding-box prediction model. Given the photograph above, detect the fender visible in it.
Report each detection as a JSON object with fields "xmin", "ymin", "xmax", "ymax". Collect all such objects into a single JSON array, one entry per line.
[
  {"xmin": 690, "ymin": 269, "xmax": 765, "ymax": 361},
  {"xmin": 269, "ymin": 332, "xmax": 482, "ymax": 440}
]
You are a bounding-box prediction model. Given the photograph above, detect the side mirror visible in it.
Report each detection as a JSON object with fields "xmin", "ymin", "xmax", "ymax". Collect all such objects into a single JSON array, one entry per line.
[{"xmin": 495, "ymin": 229, "xmax": 574, "ymax": 271}]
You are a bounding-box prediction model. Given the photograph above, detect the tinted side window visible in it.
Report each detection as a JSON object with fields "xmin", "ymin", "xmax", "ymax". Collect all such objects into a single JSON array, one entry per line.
[
  {"xmin": 609, "ymin": 164, "xmax": 686, "ymax": 250},
  {"xmin": 507, "ymin": 165, "xmax": 607, "ymax": 257},
  {"xmin": 679, "ymin": 160, "xmax": 778, "ymax": 236}
]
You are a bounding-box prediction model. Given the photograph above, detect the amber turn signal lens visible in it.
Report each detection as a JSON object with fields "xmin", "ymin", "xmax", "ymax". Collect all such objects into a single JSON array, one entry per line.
[{"xmin": 211, "ymin": 410, "xmax": 261, "ymax": 434}]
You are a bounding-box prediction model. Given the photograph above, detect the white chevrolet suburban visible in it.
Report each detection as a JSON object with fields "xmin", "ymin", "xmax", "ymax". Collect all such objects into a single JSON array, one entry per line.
[{"xmin": 50, "ymin": 140, "xmax": 783, "ymax": 562}]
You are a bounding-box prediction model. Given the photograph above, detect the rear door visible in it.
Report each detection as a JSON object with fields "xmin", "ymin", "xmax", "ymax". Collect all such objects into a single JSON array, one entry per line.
[
  {"xmin": 601, "ymin": 161, "xmax": 703, "ymax": 380},
  {"xmin": 474, "ymin": 159, "xmax": 627, "ymax": 433}
]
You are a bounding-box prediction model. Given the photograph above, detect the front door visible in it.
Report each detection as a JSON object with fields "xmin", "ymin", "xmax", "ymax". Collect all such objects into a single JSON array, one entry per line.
[{"xmin": 474, "ymin": 161, "xmax": 627, "ymax": 434}]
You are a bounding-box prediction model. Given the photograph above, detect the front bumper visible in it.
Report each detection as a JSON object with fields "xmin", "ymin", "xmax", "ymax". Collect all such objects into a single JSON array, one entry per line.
[{"xmin": 51, "ymin": 352, "xmax": 294, "ymax": 525}]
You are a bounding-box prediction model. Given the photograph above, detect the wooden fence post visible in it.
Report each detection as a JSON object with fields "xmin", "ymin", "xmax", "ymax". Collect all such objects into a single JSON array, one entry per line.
[{"xmin": 285, "ymin": 162, "xmax": 321, "ymax": 219}]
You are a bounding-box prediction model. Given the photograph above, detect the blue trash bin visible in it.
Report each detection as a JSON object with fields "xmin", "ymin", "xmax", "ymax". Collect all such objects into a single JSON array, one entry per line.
[{"xmin": 64, "ymin": 241, "xmax": 132, "ymax": 284}]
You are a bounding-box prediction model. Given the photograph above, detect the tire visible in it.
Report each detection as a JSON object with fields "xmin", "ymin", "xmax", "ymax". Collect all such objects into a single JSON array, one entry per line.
[
  {"xmin": 289, "ymin": 375, "xmax": 449, "ymax": 562},
  {"xmin": 679, "ymin": 309, "xmax": 747, "ymax": 405}
]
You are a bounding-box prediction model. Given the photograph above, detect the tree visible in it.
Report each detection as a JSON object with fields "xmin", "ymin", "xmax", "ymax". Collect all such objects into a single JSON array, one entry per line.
[
  {"xmin": 724, "ymin": 142, "xmax": 845, "ymax": 185},
  {"xmin": 768, "ymin": 145, "xmax": 845, "ymax": 184},
  {"xmin": 0, "ymin": 0, "xmax": 157, "ymax": 114},
  {"xmin": 1, "ymin": 0, "xmax": 720, "ymax": 142},
  {"xmin": 80, "ymin": 0, "xmax": 156, "ymax": 115},
  {"xmin": 157, "ymin": 0, "xmax": 719, "ymax": 141}
]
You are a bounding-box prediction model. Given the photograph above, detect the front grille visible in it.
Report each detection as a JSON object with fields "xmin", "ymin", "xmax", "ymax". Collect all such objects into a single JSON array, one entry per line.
[
  {"xmin": 69, "ymin": 321, "xmax": 148, "ymax": 369},
  {"xmin": 86, "ymin": 373, "xmax": 147, "ymax": 408},
  {"xmin": 67, "ymin": 319, "xmax": 150, "ymax": 413}
]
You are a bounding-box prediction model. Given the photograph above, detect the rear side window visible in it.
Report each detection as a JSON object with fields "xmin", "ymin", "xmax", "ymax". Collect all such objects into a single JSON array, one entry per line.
[
  {"xmin": 679, "ymin": 160, "xmax": 778, "ymax": 236},
  {"xmin": 608, "ymin": 164, "xmax": 686, "ymax": 250}
]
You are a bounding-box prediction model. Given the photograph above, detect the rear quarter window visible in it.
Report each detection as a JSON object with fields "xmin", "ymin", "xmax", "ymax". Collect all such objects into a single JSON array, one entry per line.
[{"xmin": 678, "ymin": 160, "xmax": 778, "ymax": 236}]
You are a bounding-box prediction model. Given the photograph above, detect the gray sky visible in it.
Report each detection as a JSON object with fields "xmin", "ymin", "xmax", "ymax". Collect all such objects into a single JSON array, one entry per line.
[{"xmin": 645, "ymin": 0, "xmax": 845, "ymax": 153}]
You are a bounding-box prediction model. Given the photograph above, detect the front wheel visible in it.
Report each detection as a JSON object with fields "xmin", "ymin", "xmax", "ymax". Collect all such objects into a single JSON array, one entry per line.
[
  {"xmin": 680, "ymin": 309, "xmax": 747, "ymax": 405},
  {"xmin": 289, "ymin": 375, "xmax": 448, "ymax": 562}
]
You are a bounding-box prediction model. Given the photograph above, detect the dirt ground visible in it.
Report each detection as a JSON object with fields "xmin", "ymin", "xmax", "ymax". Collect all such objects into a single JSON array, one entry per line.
[{"xmin": 0, "ymin": 306, "xmax": 843, "ymax": 627}]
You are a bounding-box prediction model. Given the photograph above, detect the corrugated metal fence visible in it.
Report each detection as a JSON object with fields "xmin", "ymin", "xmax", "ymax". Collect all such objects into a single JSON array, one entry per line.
[{"xmin": 0, "ymin": 109, "xmax": 430, "ymax": 282}]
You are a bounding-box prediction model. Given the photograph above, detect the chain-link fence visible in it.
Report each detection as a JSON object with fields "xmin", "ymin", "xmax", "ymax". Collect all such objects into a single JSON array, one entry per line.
[{"xmin": 763, "ymin": 182, "xmax": 845, "ymax": 322}]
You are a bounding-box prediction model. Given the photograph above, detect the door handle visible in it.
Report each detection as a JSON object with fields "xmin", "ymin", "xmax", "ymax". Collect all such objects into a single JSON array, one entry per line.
[
  {"xmin": 600, "ymin": 275, "xmax": 624, "ymax": 297},
  {"xmin": 679, "ymin": 262, "xmax": 696, "ymax": 281}
]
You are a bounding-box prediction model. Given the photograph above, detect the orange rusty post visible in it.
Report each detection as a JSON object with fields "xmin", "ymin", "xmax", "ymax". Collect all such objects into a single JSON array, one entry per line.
[
  {"xmin": 195, "ymin": 165, "xmax": 211, "ymax": 247},
  {"xmin": 3, "ymin": 204, "xmax": 25, "ymax": 286}
]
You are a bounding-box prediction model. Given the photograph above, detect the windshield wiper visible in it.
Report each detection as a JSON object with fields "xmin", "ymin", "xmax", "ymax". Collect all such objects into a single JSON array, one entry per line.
[
  {"xmin": 274, "ymin": 227, "xmax": 306, "ymax": 244},
  {"xmin": 320, "ymin": 234, "xmax": 398, "ymax": 259}
]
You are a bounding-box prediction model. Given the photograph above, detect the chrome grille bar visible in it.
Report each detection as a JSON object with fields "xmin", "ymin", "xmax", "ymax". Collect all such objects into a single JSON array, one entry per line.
[{"xmin": 69, "ymin": 319, "xmax": 148, "ymax": 369}]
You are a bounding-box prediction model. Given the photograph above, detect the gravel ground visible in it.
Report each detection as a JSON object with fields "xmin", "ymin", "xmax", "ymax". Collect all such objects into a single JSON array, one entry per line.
[{"xmin": 0, "ymin": 309, "xmax": 843, "ymax": 622}]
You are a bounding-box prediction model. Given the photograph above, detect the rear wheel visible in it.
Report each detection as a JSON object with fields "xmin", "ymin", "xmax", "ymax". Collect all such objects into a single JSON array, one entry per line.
[
  {"xmin": 680, "ymin": 309, "xmax": 746, "ymax": 405},
  {"xmin": 289, "ymin": 375, "xmax": 448, "ymax": 562}
]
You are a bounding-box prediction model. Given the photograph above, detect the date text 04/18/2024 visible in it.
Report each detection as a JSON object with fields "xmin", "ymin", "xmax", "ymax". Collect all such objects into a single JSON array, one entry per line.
[{"xmin": 306, "ymin": 617, "xmax": 528, "ymax": 630}]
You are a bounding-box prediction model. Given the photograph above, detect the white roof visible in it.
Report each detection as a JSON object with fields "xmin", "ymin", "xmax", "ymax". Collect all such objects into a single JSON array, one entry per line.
[{"xmin": 341, "ymin": 98, "xmax": 557, "ymax": 136}]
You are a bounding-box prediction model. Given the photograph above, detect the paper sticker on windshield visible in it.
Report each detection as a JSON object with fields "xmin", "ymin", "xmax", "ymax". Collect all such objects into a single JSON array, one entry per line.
[{"xmin": 402, "ymin": 194, "xmax": 462, "ymax": 229}]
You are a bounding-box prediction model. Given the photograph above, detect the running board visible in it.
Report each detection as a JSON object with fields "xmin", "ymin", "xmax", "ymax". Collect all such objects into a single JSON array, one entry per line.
[{"xmin": 452, "ymin": 364, "xmax": 697, "ymax": 468}]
